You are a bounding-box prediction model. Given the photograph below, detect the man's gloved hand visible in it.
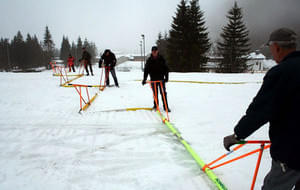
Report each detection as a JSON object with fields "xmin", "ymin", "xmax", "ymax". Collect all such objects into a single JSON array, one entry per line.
[
  {"xmin": 142, "ymin": 80, "xmax": 146, "ymax": 85},
  {"xmin": 223, "ymin": 134, "xmax": 240, "ymax": 151}
]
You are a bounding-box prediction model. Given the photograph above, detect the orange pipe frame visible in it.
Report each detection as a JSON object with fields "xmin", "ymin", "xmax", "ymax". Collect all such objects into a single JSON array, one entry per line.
[
  {"xmin": 59, "ymin": 67, "xmax": 67, "ymax": 85},
  {"xmin": 148, "ymin": 81, "xmax": 170, "ymax": 122},
  {"xmin": 74, "ymin": 86, "xmax": 88, "ymax": 106},
  {"xmin": 205, "ymin": 141, "xmax": 271, "ymax": 190},
  {"xmin": 99, "ymin": 66, "xmax": 104, "ymax": 91},
  {"xmin": 50, "ymin": 61, "xmax": 57, "ymax": 74},
  {"xmin": 99, "ymin": 66, "xmax": 110, "ymax": 91},
  {"xmin": 250, "ymin": 144, "xmax": 265, "ymax": 190},
  {"xmin": 160, "ymin": 81, "xmax": 170, "ymax": 121},
  {"xmin": 59, "ymin": 66, "xmax": 71, "ymax": 85},
  {"xmin": 78, "ymin": 63, "xmax": 85, "ymax": 75}
]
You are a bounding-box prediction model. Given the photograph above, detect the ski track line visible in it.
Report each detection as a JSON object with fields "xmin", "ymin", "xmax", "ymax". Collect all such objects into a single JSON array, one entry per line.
[{"xmin": 0, "ymin": 107, "xmax": 211, "ymax": 190}]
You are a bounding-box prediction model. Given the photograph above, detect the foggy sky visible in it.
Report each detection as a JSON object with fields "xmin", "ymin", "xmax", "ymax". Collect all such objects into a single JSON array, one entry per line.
[{"xmin": 1, "ymin": 0, "xmax": 299, "ymax": 54}]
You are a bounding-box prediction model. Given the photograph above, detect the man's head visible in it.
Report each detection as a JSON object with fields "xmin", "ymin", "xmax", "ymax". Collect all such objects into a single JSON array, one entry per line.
[
  {"xmin": 104, "ymin": 49, "xmax": 110, "ymax": 56},
  {"xmin": 266, "ymin": 28, "xmax": 297, "ymax": 63},
  {"xmin": 151, "ymin": 46, "xmax": 158, "ymax": 57}
]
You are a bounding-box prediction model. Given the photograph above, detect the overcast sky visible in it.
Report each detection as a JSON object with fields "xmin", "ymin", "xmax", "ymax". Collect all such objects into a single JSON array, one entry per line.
[{"xmin": 1, "ymin": 0, "xmax": 299, "ymax": 54}]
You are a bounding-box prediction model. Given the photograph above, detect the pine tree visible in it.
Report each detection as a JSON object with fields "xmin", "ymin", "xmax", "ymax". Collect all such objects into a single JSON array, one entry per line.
[
  {"xmin": 187, "ymin": 0, "xmax": 210, "ymax": 71},
  {"xmin": 0, "ymin": 38, "xmax": 10, "ymax": 71},
  {"xmin": 11, "ymin": 31, "xmax": 26, "ymax": 70},
  {"xmin": 60, "ymin": 36, "xmax": 71, "ymax": 63},
  {"xmin": 24, "ymin": 34, "xmax": 33, "ymax": 69},
  {"xmin": 70, "ymin": 42, "xmax": 77, "ymax": 65},
  {"xmin": 168, "ymin": 0, "xmax": 190, "ymax": 71},
  {"xmin": 76, "ymin": 36, "xmax": 83, "ymax": 63},
  {"xmin": 83, "ymin": 38, "xmax": 97, "ymax": 63},
  {"xmin": 156, "ymin": 31, "xmax": 168, "ymax": 58},
  {"xmin": 43, "ymin": 26, "xmax": 55, "ymax": 67},
  {"xmin": 217, "ymin": 2, "xmax": 251, "ymax": 73},
  {"xmin": 167, "ymin": 0, "xmax": 210, "ymax": 72},
  {"xmin": 31, "ymin": 35, "xmax": 45, "ymax": 68}
]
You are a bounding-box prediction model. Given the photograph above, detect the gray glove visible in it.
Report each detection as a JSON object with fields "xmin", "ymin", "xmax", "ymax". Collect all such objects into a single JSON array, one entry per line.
[{"xmin": 223, "ymin": 134, "xmax": 240, "ymax": 151}]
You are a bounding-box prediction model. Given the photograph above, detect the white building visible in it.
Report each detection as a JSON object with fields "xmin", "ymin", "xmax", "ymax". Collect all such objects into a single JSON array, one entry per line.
[{"xmin": 247, "ymin": 52, "xmax": 266, "ymax": 72}]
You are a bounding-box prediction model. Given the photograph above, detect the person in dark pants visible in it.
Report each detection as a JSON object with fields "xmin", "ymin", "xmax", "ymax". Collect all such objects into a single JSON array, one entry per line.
[
  {"xmin": 142, "ymin": 46, "xmax": 171, "ymax": 112},
  {"xmin": 223, "ymin": 28, "xmax": 300, "ymax": 190},
  {"xmin": 99, "ymin": 49, "xmax": 119, "ymax": 87},
  {"xmin": 81, "ymin": 47, "xmax": 93, "ymax": 76}
]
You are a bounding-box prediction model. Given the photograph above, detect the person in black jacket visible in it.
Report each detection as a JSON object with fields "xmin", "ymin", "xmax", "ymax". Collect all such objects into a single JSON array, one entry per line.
[
  {"xmin": 142, "ymin": 46, "xmax": 170, "ymax": 112},
  {"xmin": 99, "ymin": 49, "xmax": 119, "ymax": 87},
  {"xmin": 223, "ymin": 28, "xmax": 300, "ymax": 190},
  {"xmin": 81, "ymin": 47, "xmax": 93, "ymax": 76}
]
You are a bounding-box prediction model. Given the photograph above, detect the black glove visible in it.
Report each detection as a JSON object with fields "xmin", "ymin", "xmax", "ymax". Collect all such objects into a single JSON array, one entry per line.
[
  {"xmin": 165, "ymin": 78, "xmax": 168, "ymax": 83},
  {"xmin": 142, "ymin": 80, "xmax": 146, "ymax": 85},
  {"xmin": 223, "ymin": 134, "xmax": 240, "ymax": 151}
]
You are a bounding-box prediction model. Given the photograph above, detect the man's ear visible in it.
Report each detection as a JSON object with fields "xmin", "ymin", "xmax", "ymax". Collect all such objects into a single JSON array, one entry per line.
[{"xmin": 273, "ymin": 43, "xmax": 281, "ymax": 53}]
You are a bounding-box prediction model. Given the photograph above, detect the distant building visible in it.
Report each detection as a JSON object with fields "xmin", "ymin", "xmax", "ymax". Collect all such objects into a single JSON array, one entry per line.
[
  {"xmin": 247, "ymin": 51, "xmax": 266, "ymax": 72},
  {"xmin": 203, "ymin": 56, "xmax": 222, "ymax": 73},
  {"xmin": 204, "ymin": 51, "xmax": 276, "ymax": 73}
]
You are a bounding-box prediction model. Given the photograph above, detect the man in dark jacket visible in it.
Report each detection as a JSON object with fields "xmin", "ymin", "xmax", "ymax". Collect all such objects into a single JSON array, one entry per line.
[
  {"xmin": 99, "ymin": 49, "xmax": 119, "ymax": 87},
  {"xmin": 223, "ymin": 28, "xmax": 300, "ymax": 190},
  {"xmin": 142, "ymin": 46, "xmax": 170, "ymax": 112},
  {"xmin": 81, "ymin": 47, "xmax": 93, "ymax": 76}
]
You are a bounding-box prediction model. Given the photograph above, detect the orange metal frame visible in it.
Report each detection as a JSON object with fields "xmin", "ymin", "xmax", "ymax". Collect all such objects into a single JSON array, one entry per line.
[
  {"xmin": 203, "ymin": 140, "xmax": 271, "ymax": 190},
  {"xmin": 49, "ymin": 61, "xmax": 57, "ymax": 74},
  {"xmin": 77, "ymin": 62, "xmax": 85, "ymax": 75},
  {"xmin": 72, "ymin": 84, "xmax": 93, "ymax": 112},
  {"xmin": 99, "ymin": 66, "xmax": 110, "ymax": 91},
  {"xmin": 148, "ymin": 80, "xmax": 170, "ymax": 122},
  {"xmin": 59, "ymin": 66, "xmax": 69, "ymax": 86}
]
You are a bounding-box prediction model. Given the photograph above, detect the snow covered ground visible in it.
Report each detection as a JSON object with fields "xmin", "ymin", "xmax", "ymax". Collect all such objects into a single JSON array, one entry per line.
[{"xmin": 0, "ymin": 61, "xmax": 272, "ymax": 190}]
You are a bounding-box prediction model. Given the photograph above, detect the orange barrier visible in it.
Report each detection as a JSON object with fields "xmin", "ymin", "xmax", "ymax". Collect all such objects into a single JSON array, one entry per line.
[
  {"xmin": 203, "ymin": 140, "xmax": 271, "ymax": 190},
  {"xmin": 98, "ymin": 66, "xmax": 106, "ymax": 91},
  {"xmin": 49, "ymin": 61, "xmax": 57, "ymax": 75},
  {"xmin": 77, "ymin": 62, "xmax": 85, "ymax": 75},
  {"xmin": 148, "ymin": 80, "xmax": 170, "ymax": 122},
  {"xmin": 98, "ymin": 66, "xmax": 111, "ymax": 91},
  {"xmin": 58, "ymin": 66, "xmax": 69, "ymax": 85},
  {"xmin": 50, "ymin": 61, "xmax": 66, "ymax": 76},
  {"xmin": 71, "ymin": 84, "xmax": 98, "ymax": 112}
]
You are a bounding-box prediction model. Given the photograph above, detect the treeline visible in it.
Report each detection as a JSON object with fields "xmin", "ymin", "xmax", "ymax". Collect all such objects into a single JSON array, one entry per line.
[
  {"xmin": 0, "ymin": 31, "xmax": 48, "ymax": 71},
  {"xmin": 0, "ymin": 26, "xmax": 97, "ymax": 72},
  {"xmin": 60, "ymin": 36, "xmax": 97, "ymax": 66},
  {"xmin": 156, "ymin": 0, "xmax": 251, "ymax": 73}
]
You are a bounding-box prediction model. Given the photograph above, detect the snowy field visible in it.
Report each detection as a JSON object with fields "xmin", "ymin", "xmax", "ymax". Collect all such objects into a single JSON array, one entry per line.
[{"xmin": 0, "ymin": 61, "xmax": 272, "ymax": 190}]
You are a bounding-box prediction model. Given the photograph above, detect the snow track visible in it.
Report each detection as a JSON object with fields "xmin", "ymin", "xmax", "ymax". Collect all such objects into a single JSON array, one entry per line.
[{"xmin": 0, "ymin": 110, "xmax": 210, "ymax": 190}]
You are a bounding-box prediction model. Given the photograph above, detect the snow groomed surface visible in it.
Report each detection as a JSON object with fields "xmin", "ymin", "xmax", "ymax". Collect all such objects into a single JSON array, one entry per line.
[{"xmin": 0, "ymin": 62, "xmax": 271, "ymax": 190}]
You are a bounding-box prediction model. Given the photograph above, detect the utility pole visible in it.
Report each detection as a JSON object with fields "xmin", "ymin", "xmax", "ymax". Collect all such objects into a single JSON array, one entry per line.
[
  {"xmin": 141, "ymin": 34, "xmax": 145, "ymax": 71},
  {"xmin": 140, "ymin": 41, "xmax": 143, "ymax": 71}
]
